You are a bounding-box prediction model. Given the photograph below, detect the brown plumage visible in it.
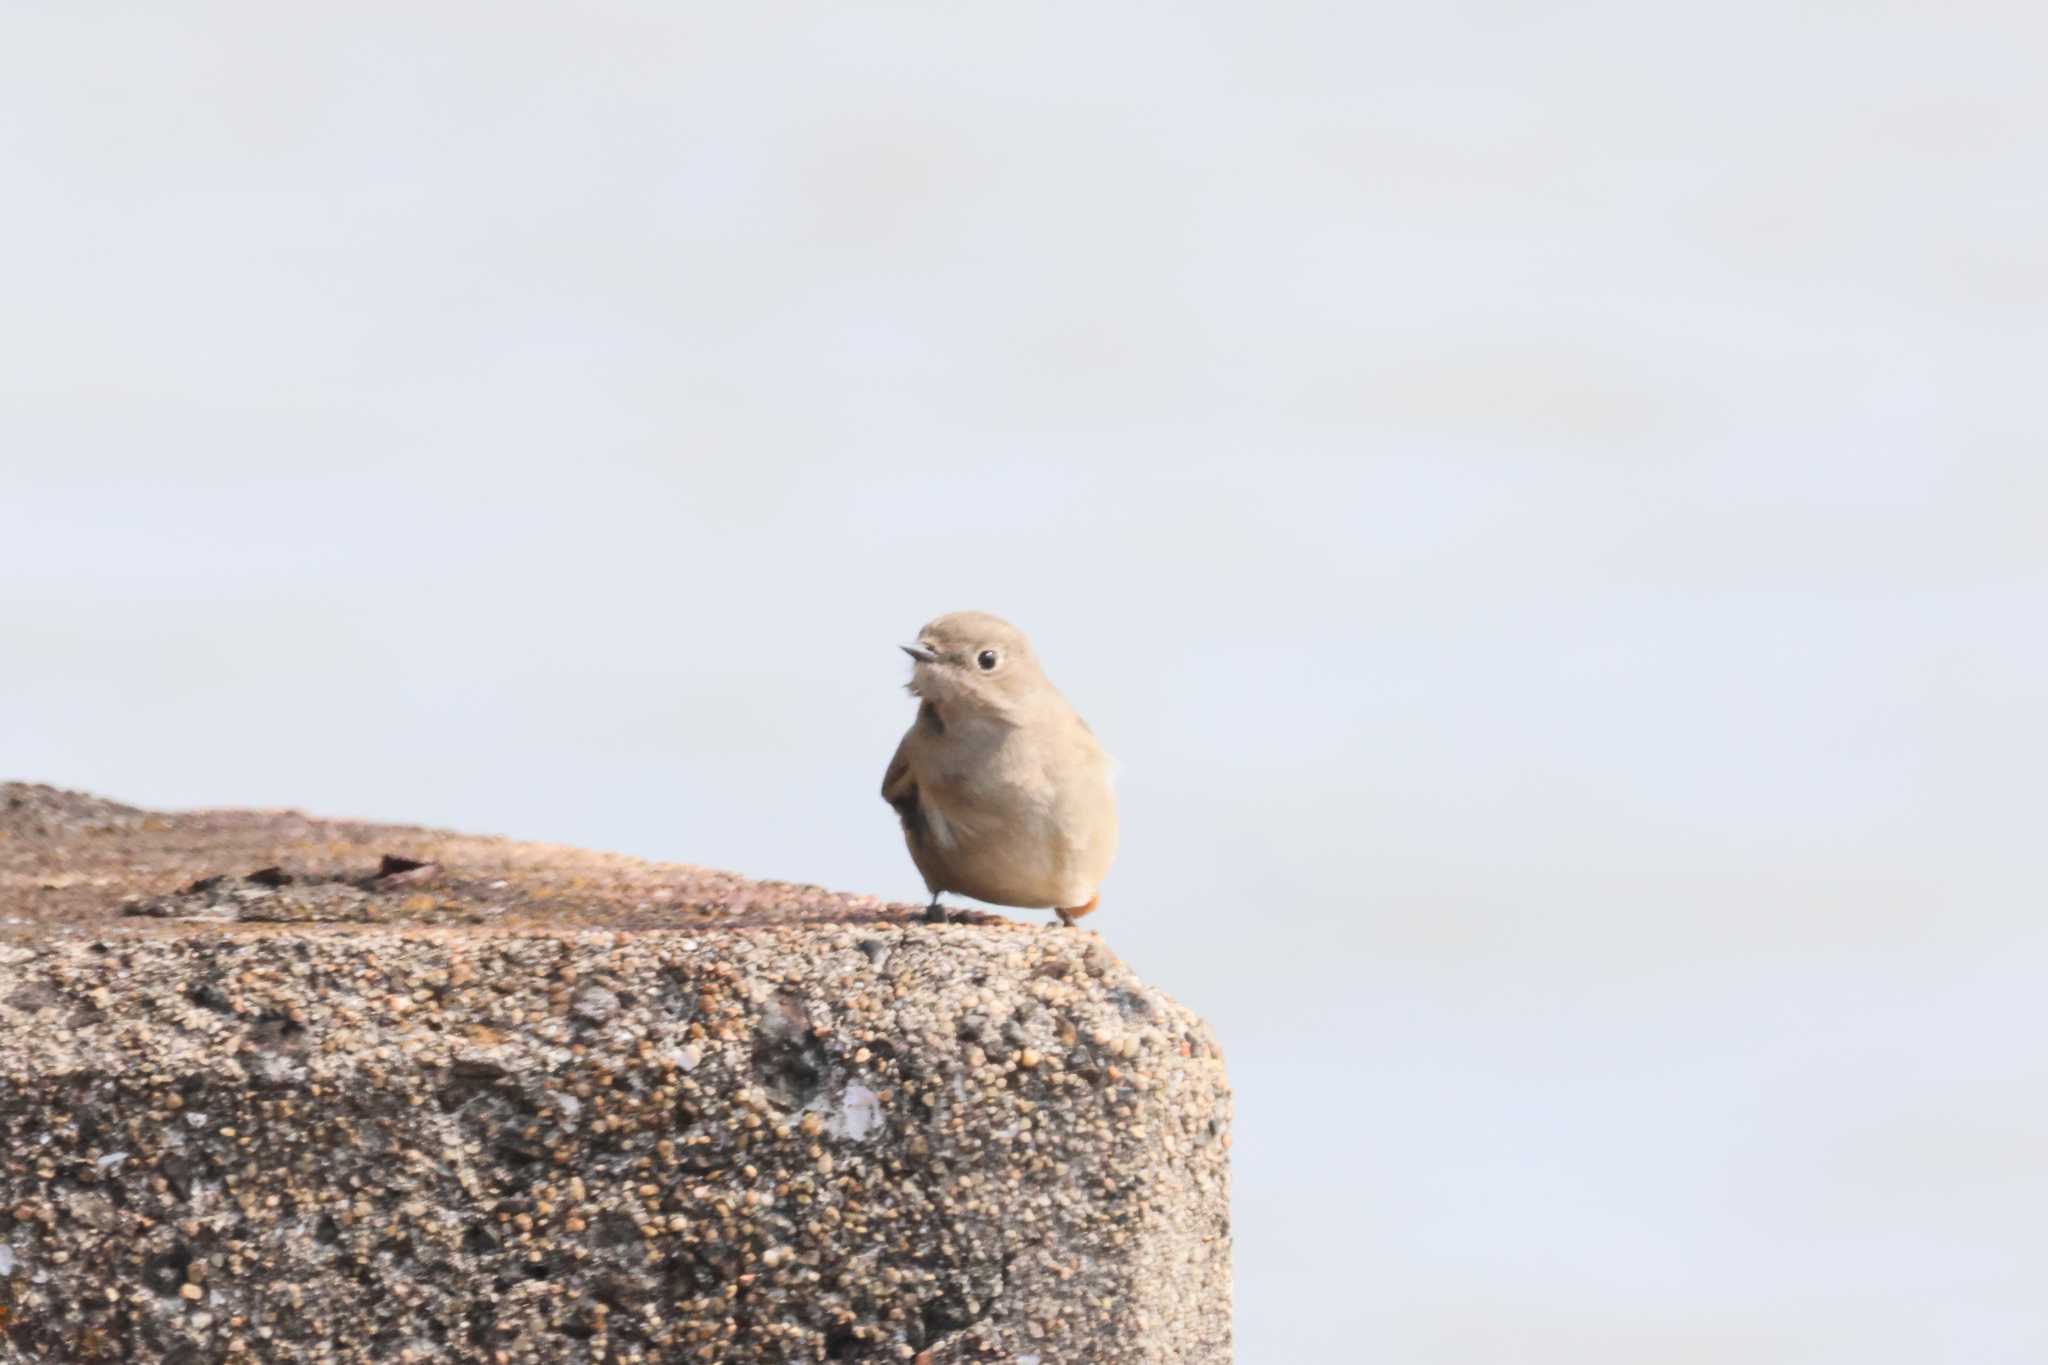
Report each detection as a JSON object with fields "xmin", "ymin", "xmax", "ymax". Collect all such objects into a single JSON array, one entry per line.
[{"xmin": 881, "ymin": 612, "xmax": 1118, "ymax": 927}]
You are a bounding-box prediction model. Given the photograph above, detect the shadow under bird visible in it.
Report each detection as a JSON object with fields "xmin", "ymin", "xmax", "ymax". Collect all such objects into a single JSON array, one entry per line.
[{"xmin": 881, "ymin": 611, "xmax": 1118, "ymax": 927}]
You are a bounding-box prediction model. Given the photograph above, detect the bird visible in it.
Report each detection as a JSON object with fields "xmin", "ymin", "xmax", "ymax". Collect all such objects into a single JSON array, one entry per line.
[{"xmin": 880, "ymin": 611, "xmax": 1118, "ymax": 927}]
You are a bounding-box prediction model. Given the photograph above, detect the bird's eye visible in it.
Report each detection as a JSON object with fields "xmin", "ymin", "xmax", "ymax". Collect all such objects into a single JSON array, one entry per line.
[{"xmin": 977, "ymin": 649, "xmax": 999, "ymax": 671}]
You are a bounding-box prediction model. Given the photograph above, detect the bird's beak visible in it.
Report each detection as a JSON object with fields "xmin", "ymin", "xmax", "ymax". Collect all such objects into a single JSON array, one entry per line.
[{"xmin": 900, "ymin": 644, "xmax": 939, "ymax": 663}]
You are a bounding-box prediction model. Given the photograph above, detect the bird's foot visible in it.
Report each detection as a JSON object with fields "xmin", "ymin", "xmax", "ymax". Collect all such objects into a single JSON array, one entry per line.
[{"xmin": 923, "ymin": 898, "xmax": 950, "ymax": 925}]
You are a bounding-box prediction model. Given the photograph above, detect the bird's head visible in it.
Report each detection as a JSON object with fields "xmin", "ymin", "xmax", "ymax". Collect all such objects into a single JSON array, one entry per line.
[{"xmin": 900, "ymin": 611, "xmax": 1048, "ymax": 720}]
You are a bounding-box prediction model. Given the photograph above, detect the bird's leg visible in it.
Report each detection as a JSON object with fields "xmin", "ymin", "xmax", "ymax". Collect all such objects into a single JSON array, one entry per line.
[
  {"xmin": 923, "ymin": 893, "xmax": 949, "ymax": 925},
  {"xmin": 1053, "ymin": 895, "xmax": 1099, "ymax": 929}
]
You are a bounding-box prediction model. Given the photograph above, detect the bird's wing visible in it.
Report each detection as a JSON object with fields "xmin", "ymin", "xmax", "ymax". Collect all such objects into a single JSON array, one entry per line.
[{"xmin": 880, "ymin": 731, "xmax": 919, "ymax": 819}]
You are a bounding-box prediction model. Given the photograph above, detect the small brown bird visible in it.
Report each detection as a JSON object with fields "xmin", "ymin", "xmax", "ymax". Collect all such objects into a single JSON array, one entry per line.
[{"xmin": 881, "ymin": 611, "xmax": 1118, "ymax": 927}]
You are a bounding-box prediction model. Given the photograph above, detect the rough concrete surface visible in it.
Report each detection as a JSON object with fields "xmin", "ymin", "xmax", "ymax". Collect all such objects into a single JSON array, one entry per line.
[{"xmin": 0, "ymin": 784, "xmax": 1230, "ymax": 1363}]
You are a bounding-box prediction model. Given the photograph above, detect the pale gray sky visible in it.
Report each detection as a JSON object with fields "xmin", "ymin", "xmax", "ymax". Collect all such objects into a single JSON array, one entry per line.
[{"xmin": 6, "ymin": 4, "xmax": 2047, "ymax": 1360}]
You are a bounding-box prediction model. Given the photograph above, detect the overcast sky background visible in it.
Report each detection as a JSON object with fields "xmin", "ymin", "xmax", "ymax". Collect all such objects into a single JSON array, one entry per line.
[{"xmin": 6, "ymin": 4, "xmax": 2047, "ymax": 1361}]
